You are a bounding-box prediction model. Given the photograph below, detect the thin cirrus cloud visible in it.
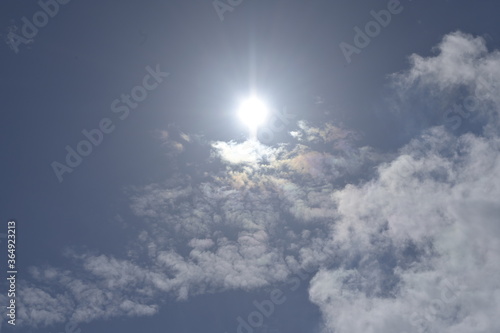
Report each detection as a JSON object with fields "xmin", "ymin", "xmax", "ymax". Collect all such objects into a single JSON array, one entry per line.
[{"xmin": 11, "ymin": 31, "xmax": 500, "ymax": 333}]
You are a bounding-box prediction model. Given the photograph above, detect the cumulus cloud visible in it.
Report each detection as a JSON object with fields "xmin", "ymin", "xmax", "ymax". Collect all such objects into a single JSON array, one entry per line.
[
  {"xmin": 389, "ymin": 31, "xmax": 500, "ymax": 137},
  {"xmin": 308, "ymin": 31, "xmax": 500, "ymax": 333}
]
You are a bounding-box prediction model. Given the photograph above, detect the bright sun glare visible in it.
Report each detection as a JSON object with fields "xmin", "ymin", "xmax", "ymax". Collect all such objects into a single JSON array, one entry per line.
[{"xmin": 238, "ymin": 97, "xmax": 268, "ymax": 132}]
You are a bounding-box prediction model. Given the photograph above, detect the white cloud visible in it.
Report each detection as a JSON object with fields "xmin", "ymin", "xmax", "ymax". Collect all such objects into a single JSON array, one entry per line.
[
  {"xmin": 308, "ymin": 32, "xmax": 500, "ymax": 333},
  {"xmin": 211, "ymin": 140, "xmax": 284, "ymax": 166}
]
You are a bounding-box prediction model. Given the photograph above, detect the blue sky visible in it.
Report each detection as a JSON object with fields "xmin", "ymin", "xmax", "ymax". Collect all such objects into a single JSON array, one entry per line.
[{"xmin": 1, "ymin": 1, "xmax": 500, "ymax": 332}]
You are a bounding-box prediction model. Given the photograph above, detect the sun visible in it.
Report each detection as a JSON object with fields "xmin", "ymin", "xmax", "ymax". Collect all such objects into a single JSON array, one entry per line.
[{"xmin": 238, "ymin": 96, "xmax": 269, "ymax": 134}]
